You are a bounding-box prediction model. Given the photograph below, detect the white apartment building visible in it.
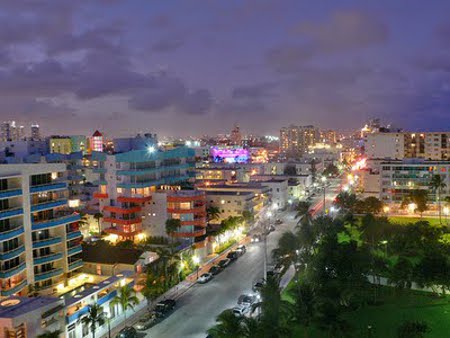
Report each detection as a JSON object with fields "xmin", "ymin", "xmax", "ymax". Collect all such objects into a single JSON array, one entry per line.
[{"xmin": 0, "ymin": 163, "xmax": 83, "ymax": 298}]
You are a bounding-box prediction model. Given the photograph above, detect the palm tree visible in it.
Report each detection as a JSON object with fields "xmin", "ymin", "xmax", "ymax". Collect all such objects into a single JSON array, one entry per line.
[
  {"xmin": 272, "ymin": 231, "xmax": 299, "ymax": 273},
  {"xmin": 111, "ymin": 284, "xmax": 140, "ymax": 322},
  {"xmin": 93, "ymin": 212, "xmax": 103, "ymax": 233},
  {"xmin": 140, "ymin": 271, "xmax": 165, "ymax": 309},
  {"xmin": 207, "ymin": 309, "xmax": 246, "ymax": 338},
  {"xmin": 81, "ymin": 304, "xmax": 105, "ymax": 338},
  {"xmin": 429, "ymin": 174, "xmax": 447, "ymax": 224},
  {"xmin": 295, "ymin": 201, "xmax": 312, "ymax": 226},
  {"xmin": 288, "ymin": 283, "xmax": 316, "ymax": 338},
  {"xmin": 207, "ymin": 206, "xmax": 221, "ymax": 223},
  {"xmin": 165, "ymin": 218, "xmax": 181, "ymax": 253},
  {"xmin": 37, "ymin": 330, "xmax": 62, "ymax": 338}
]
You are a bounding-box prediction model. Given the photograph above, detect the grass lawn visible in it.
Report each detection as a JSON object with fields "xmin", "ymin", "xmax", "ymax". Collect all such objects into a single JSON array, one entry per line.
[
  {"xmin": 387, "ymin": 216, "xmax": 446, "ymax": 227},
  {"xmin": 282, "ymin": 281, "xmax": 450, "ymax": 338}
]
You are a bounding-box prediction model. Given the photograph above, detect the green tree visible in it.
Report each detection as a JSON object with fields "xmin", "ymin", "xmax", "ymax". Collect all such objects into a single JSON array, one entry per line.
[
  {"xmin": 401, "ymin": 190, "xmax": 429, "ymax": 217},
  {"xmin": 323, "ymin": 163, "xmax": 339, "ymax": 177},
  {"xmin": 165, "ymin": 218, "xmax": 182, "ymax": 253},
  {"xmin": 111, "ymin": 284, "xmax": 140, "ymax": 322},
  {"xmin": 363, "ymin": 197, "xmax": 384, "ymax": 214},
  {"xmin": 429, "ymin": 174, "xmax": 447, "ymax": 224},
  {"xmin": 37, "ymin": 330, "xmax": 62, "ymax": 338},
  {"xmin": 242, "ymin": 210, "xmax": 254, "ymax": 224},
  {"xmin": 93, "ymin": 212, "xmax": 103, "ymax": 233},
  {"xmin": 288, "ymin": 283, "xmax": 316, "ymax": 338},
  {"xmin": 334, "ymin": 192, "xmax": 358, "ymax": 213},
  {"xmin": 207, "ymin": 206, "xmax": 221, "ymax": 223},
  {"xmin": 81, "ymin": 304, "xmax": 105, "ymax": 338},
  {"xmin": 272, "ymin": 231, "xmax": 299, "ymax": 272},
  {"xmin": 140, "ymin": 271, "xmax": 165, "ymax": 309},
  {"xmin": 207, "ymin": 309, "xmax": 246, "ymax": 338},
  {"xmin": 295, "ymin": 201, "xmax": 312, "ymax": 226},
  {"xmin": 397, "ymin": 320, "xmax": 430, "ymax": 338}
]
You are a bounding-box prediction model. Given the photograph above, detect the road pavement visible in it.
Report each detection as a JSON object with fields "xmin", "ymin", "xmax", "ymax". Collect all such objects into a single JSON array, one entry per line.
[{"xmin": 141, "ymin": 182, "xmax": 342, "ymax": 338}]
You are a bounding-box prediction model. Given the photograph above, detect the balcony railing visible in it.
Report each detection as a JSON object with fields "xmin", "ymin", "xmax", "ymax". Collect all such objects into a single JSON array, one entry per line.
[
  {"xmin": 32, "ymin": 214, "xmax": 80, "ymax": 231},
  {"xmin": 97, "ymin": 290, "xmax": 117, "ymax": 306},
  {"xmin": 67, "ymin": 245, "xmax": 82, "ymax": 256},
  {"xmin": 170, "ymin": 229, "xmax": 206, "ymax": 238},
  {"xmin": 0, "ymin": 245, "xmax": 25, "ymax": 260},
  {"xmin": 30, "ymin": 199, "xmax": 68, "ymax": 212},
  {"xmin": 34, "ymin": 268, "xmax": 64, "ymax": 282},
  {"xmin": 93, "ymin": 192, "xmax": 108, "ymax": 199},
  {"xmin": 68, "ymin": 259, "xmax": 83, "ymax": 271},
  {"xmin": 103, "ymin": 217, "xmax": 142, "ymax": 225},
  {"xmin": 66, "ymin": 230, "xmax": 82, "ymax": 241},
  {"xmin": 0, "ymin": 188, "xmax": 22, "ymax": 199},
  {"xmin": 0, "ymin": 226, "xmax": 24, "ymax": 241},
  {"xmin": 30, "ymin": 182, "xmax": 67, "ymax": 193},
  {"xmin": 33, "ymin": 253, "xmax": 63, "ymax": 265},
  {"xmin": 32, "ymin": 237, "xmax": 62, "ymax": 249},
  {"xmin": 167, "ymin": 206, "xmax": 206, "ymax": 214},
  {"xmin": 102, "ymin": 206, "xmax": 142, "ymax": 214},
  {"xmin": 0, "ymin": 279, "xmax": 27, "ymax": 297},
  {"xmin": 180, "ymin": 218, "xmax": 207, "ymax": 227},
  {"xmin": 0, "ymin": 207, "xmax": 23, "ymax": 220},
  {"xmin": 0, "ymin": 262, "xmax": 26, "ymax": 278}
]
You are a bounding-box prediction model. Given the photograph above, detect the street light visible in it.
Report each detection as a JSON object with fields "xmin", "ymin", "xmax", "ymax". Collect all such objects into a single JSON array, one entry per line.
[{"xmin": 147, "ymin": 145, "xmax": 156, "ymax": 154}]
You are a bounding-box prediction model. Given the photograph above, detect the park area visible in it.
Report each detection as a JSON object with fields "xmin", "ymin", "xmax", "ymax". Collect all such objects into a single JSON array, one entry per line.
[{"xmin": 283, "ymin": 283, "xmax": 450, "ymax": 338}]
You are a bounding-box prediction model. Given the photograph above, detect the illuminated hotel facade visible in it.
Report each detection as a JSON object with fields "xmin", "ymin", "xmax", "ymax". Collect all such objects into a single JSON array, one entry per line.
[
  {"xmin": 0, "ymin": 163, "xmax": 82, "ymax": 297},
  {"xmin": 92, "ymin": 147, "xmax": 199, "ymax": 241}
]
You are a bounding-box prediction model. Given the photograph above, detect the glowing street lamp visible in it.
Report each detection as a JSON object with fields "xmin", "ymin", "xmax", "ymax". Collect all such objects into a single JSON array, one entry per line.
[
  {"xmin": 147, "ymin": 145, "xmax": 156, "ymax": 154},
  {"xmin": 192, "ymin": 256, "xmax": 200, "ymax": 280},
  {"xmin": 408, "ymin": 203, "xmax": 417, "ymax": 214},
  {"xmin": 383, "ymin": 206, "xmax": 390, "ymax": 214}
]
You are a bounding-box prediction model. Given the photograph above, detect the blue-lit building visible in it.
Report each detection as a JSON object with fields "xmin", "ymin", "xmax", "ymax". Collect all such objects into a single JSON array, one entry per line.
[
  {"xmin": 92, "ymin": 147, "xmax": 196, "ymax": 240},
  {"xmin": 0, "ymin": 163, "xmax": 83, "ymax": 297}
]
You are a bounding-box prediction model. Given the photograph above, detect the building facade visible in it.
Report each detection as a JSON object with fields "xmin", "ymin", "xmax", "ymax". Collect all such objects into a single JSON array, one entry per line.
[
  {"xmin": 92, "ymin": 147, "xmax": 195, "ymax": 240},
  {"xmin": 280, "ymin": 125, "xmax": 319, "ymax": 158},
  {"xmin": 49, "ymin": 137, "xmax": 72, "ymax": 155},
  {"xmin": 0, "ymin": 163, "xmax": 83, "ymax": 298}
]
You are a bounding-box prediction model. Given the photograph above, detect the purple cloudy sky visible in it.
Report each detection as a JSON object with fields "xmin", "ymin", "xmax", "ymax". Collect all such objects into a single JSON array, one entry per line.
[{"xmin": 1, "ymin": 0, "xmax": 450, "ymax": 137}]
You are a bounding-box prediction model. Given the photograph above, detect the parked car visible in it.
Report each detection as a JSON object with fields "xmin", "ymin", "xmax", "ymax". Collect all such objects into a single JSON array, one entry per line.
[
  {"xmin": 155, "ymin": 299, "xmax": 176, "ymax": 317},
  {"xmin": 268, "ymin": 225, "xmax": 276, "ymax": 233},
  {"xmin": 237, "ymin": 294, "xmax": 259, "ymax": 307},
  {"xmin": 197, "ymin": 273, "xmax": 213, "ymax": 284},
  {"xmin": 209, "ymin": 265, "xmax": 223, "ymax": 275},
  {"xmin": 236, "ymin": 245, "xmax": 246, "ymax": 254},
  {"xmin": 116, "ymin": 327, "xmax": 137, "ymax": 338},
  {"xmin": 251, "ymin": 234, "xmax": 262, "ymax": 243},
  {"xmin": 226, "ymin": 251, "xmax": 239, "ymax": 261},
  {"xmin": 232, "ymin": 304, "xmax": 251, "ymax": 317},
  {"xmin": 275, "ymin": 219, "xmax": 283, "ymax": 225},
  {"xmin": 218, "ymin": 258, "xmax": 231, "ymax": 269},
  {"xmin": 135, "ymin": 312, "xmax": 159, "ymax": 330},
  {"xmin": 252, "ymin": 279, "xmax": 266, "ymax": 293}
]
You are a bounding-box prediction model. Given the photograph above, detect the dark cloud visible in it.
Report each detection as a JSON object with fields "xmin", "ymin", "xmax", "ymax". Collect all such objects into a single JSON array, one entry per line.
[
  {"xmin": 416, "ymin": 54, "xmax": 450, "ymax": 73},
  {"xmin": 232, "ymin": 82, "xmax": 278, "ymax": 99},
  {"xmin": 151, "ymin": 37, "xmax": 184, "ymax": 52},
  {"xmin": 266, "ymin": 45, "xmax": 314, "ymax": 73},
  {"xmin": 294, "ymin": 10, "xmax": 388, "ymax": 53}
]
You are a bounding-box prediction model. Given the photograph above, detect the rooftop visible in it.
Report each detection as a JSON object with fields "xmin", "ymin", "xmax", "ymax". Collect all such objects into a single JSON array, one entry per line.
[
  {"xmin": 205, "ymin": 191, "xmax": 254, "ymax": 196},
  {"xmin": 82, "ymin": 244, "xmax": 144, "ymax": 265},
  {"xmin": 0, "ymin": 297, "xmax": 61, "ymax": 318}
]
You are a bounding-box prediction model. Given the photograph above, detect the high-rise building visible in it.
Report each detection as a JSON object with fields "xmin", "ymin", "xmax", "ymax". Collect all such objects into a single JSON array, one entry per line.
[
  {"xmin": 90, "ymin": 130, "xmax": 103, "ymax": 152},
  {"xmin": 320, "ymin": 129, "xmax": 337, "ymax": 144},
  {"xmin": 49, "ymin": 136, "xmax": 72, "ymax": 154},
  {"xmin": 365, "ymin": 131, "xmax": 450, "ymax": 160},
  {"xmin": 31, "ymin": 124, "xmax": 41, "ymax": 141},
  {"xmin": 230, "ymin": 124, "xmax": 242, "ymax": 146},
  {"xmin": 0, "ymin": 163, "xmax": 82, "ymax": 297},
  {"xmin": 92, "ymin": 147, "xmax": 196, "ymax": 241},
  {"xmin": 280, "ymin": 125, "xmax": 319, "ymax": 157}
]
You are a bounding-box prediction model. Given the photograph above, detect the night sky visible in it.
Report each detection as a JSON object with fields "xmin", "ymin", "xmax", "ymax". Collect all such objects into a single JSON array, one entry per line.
[{"xmin": 1, "ymin": 0, "xmax": 450, "ymax": 137}]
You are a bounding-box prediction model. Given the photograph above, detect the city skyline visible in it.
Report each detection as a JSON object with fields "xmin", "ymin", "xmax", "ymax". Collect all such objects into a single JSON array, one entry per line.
[{"xmin": 1, "ymin": 1, "xmax": 450, "ymax": 137}]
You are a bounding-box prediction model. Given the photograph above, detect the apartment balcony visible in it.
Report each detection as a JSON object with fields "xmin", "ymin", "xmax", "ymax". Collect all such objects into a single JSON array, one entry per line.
[
  {"xmin": 31, "ymin": 199, "xmax": 68, "ymax": 212},
  {"xmin": 0, "ymin": 262, "xmax": 26, "ymax": 278},
  {"xmin": 171, "ymin": 229, "xmax": 206, "ymax": 238},
  {"xmin": 0, "ymin": 245, "xmax": 25, "ymax": 260},
  {"xmin": 66, "ymin": 305, "xmax": 89, "ymax": 325},
  {"xmin": 30, "ymin": 182, "xmax": 67, "ymax": 193},
  {"xmin": 103, "ymin": 216, "xmax": 142, "ymax": 225},
  {"xmin": 92, "ymin": 168, "xmax": 107, "ymax": 174},
  {"xmin": 0, "ymin": 188, "xmax": 22, "ymax": 199},
  {"xmin": 34, "ymin": 268, "xmax": 64, "ymax": 282},
  {"xmin": 33, "ymin": 253, "xmax": 63, "ymax": 265},
  {"xmin": 93, "ymin": 192, "xmax": 109, "ymax": 199},
  {"xmin": 0, "ymin": 226, "xmax": 24, "ymax": 241},
  {"xmin": 0, "ymin": 207, "xmax": 23, "ymax": 220},
  {"xmin": 97, "ymin": 289, "xmax": 117, "ymax": 306},
  {"xmin": 117, "ymin": 180, "xmax": 163, "ymax": 189},
  {"xmin": 117, "ymin": 195, "xmax": 152, "ymax": 203},
  {"xmin": 117, "ymin": 167, "xmax": 159, "ymax": 176},
  {"xmin": 103, "ymin": 206, "xmax": 142, "ymax": 214},
  {"xmin": 167, "ymin": 206, "xmax": 206, "ymax": 215},
  {"xmin": 0, "ymin": 279, "xmax": 27, "ymax": 297},
  {"xmin": 167, "ymin": 193, "xmax": 206, "ymax": 203},
  {"xmin": 104, "ymin": 226, "xmax": 142, "ymax": 238},
  {"xmin": 162, "ymin": 175, "xmax": 190, "ymax": 185},
  {"xmin": 67, "ymin": 245, "xmax": 82, "ymax": 256},
  {"xmin": 32, "ymin": 237, "xmax": 62, "ymax": 249},
  {"xmin": 180, "ymin": 218, "xmax": 207, "ymax": 227},
  {"xmin": 68, "ymin": 259, "xmax": 83, "ymax": 271},
  {"xmin": 32, "ymin": 214, "xmax": 81, "ymax": 231},
  {"xmin": 66, "ymin": 230, "xmax": 82, "ymax": 241}
]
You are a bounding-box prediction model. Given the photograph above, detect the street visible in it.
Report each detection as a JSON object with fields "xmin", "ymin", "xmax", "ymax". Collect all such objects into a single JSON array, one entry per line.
[{"xmin": 144, "ymin": 180, "xmax": 341, "ymax": 338}]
